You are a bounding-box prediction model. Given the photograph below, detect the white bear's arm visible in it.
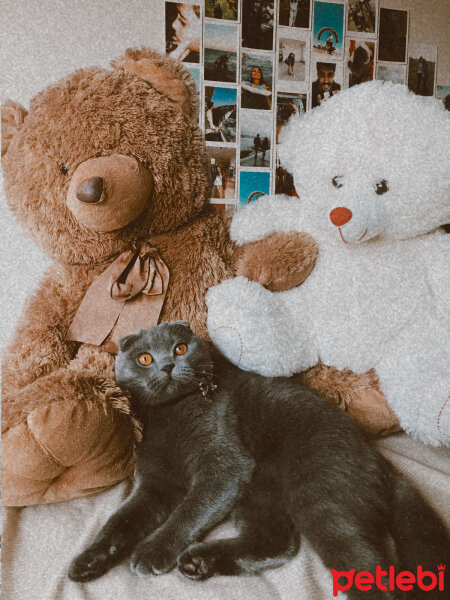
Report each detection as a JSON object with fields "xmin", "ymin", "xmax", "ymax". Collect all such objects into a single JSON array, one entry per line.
[{"xmin": 231, "ymin": 194, "xmax": 309, "ymax": 246}]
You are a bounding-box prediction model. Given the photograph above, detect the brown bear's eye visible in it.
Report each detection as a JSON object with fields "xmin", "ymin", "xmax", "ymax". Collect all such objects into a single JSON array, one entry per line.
[
  {"xmin": 59, "ymin": 163, "xmax": 69, "ymax": 176},
  {"xmin": 137, "ymin": 353, "xmax": 153, "ymax": 366},
  {"xmin": 332, "ymin": 175, "xmax": 344, "ymax": 188},
  {"xmin": 175, "ymin": 344, "xmax": 187, "ymax": 356},
  {"xmin": 375, "ymin": 179, "xmax": 389, "ymax": 195}
]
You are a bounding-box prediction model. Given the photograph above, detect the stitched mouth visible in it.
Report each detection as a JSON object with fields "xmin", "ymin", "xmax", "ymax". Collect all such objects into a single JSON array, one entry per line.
[
  {"xmin": 338, "ymin": 227, "xmax": 368, "ymax": 244},
  {"xmin": 357, "ymin": 228, "xmax": 368, "ymax": 242}
]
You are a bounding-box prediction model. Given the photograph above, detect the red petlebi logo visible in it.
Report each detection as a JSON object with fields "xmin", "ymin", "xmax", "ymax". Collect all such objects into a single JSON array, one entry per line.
[{"xmin": 331, "ymin": 564, "xmax": 446, "ymax": 596}]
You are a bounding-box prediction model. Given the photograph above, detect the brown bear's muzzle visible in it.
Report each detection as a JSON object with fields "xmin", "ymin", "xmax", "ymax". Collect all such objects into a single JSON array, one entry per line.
[{"xmin": 66, "ymin": 154, "xmax": 153, "ymax": 232}]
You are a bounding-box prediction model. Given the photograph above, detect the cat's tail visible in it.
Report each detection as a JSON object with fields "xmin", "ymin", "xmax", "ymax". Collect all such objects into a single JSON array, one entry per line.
[{"xmin": 388, "ymin": 473, "xmax": 449, "ymax": 594}]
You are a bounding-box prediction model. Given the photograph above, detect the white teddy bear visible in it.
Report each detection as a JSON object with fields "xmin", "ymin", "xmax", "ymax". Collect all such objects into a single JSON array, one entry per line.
[{"xmin": 207, "ymin": 81, "xmax": 450, "ymax": 446}]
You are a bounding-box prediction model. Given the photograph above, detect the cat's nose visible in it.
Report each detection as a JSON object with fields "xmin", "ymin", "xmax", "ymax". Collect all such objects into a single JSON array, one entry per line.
[{"xmin": 161, "ymin": 363, "xmax": 175, "ymax": 375}]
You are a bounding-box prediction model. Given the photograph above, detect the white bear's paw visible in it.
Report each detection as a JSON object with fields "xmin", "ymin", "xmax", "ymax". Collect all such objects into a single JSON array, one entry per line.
[
  {"xmin": 208, "ymin": 324, "xmax": 245, "ymax": 368},
  {"xmin": 207, "ymin": 277, "xmax": 291, "ymax": 375}
]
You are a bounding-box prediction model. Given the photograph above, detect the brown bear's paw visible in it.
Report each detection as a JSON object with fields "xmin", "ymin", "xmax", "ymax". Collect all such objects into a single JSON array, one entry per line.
[
  {"xmin": 298, "ymin": 363, "xmax": 402, "ymax": 437},
  {"xmin": 234, "ymin": 231, "xmax": 318, "ymax": 292},
  {"xmin": 2, "ymin": 396, "xmax": 135, "ymax": 506}
]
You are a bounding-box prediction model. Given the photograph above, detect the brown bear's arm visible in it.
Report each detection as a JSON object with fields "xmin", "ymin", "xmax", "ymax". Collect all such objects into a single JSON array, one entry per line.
[
  {"xmin": 210, "ymin": 210, "xmax": 319, "ymax": 293},
  {"xmin": 1, "ymin": 265, "xmax": 130, "ymax": 432},
  {"xmin": 233, "ymin": 231, "xmax": 319, "ymax": 292},
  {"xmin": 2, "ymin": 265, "xmax": 84, "ymax": 394}
]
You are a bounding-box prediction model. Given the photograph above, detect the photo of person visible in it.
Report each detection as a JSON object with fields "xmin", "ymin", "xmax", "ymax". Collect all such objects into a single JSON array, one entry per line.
[
  {"xmin": 378, "ymin": 8, "xmax": 408, "ymax": 63},
  {"xmin": 205, "ymin": 0, "xmax": 238, "ymax": 21},
  {"xmin": 242, "ymin": 0, "xmax": 275, "ymax": 51},
  {"xmin": 240, "ymin": 110, "xmax": 272, "ymax": 167},
  {"xmin": 347, "ymin": 0, "xmax": 377, "ymax": 36},
  {"xmin": 376, "ymin": 62, "xmax": 406, "ymax": 84},
  {"xmin": 239, "ymin": 171, "xmax": 271, "ymax": 205},
  {"xmin": 278, "ymin": 36, "xmax": 309, "ymax": 83},
  {"xmin": 204, "ymin": 22, "xmax": 238, "ymax": 82},
  {"xmin": 407, "ymin": 44, "xmax": 437, "ymax": 97},
  {"xmin": 312, "ymin": 1, "xmax": 345, "ymax": 61},
  {"xmin": 311, "ymin": 61, "xmax": 342, "ymax": 108},
  {"xmin": 276, "ymin": 92, "xmax": 306, "ymax": 143},
  {"xmin": 165, "ymin": 2, "xmax": 201, "ymax": 63},
  {"xmin": 346, "ymin": 40, "xmax": 375, "ymax": 87},
  {"xmin": 241, "ymin": 52, "xmax": 273, "ymax": 110},
  {"xmin": 436, "ymin": 85, "xmax": 450, "ymax": 111},
  {"xmin": 279, "ymin": 0, "xmax": 311, "ymax": 28},
  {"xmin": 204, "ymin": 87, "xmax": 237, "ymax": 142},
  {"xmin": 207, "ymin": 147, "xmax": 236, "ymax": 200}
]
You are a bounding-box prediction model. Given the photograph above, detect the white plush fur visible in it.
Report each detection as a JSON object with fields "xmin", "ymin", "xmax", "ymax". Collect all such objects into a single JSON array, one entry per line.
[{"xmin": 207, "ymin": 82, "xmax": 450, "ymax": 446}]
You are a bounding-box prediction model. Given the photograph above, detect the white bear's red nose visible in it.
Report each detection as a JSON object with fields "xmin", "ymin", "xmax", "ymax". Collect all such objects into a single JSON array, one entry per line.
[{"xmin": 330, "ymin": 207, "xmax": 352, "ymax": 226}]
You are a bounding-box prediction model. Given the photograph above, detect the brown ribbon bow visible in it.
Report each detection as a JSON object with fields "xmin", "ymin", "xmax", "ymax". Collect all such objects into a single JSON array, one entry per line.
[{"xmin": 67, "ymin": 244, "xmax": 170, "ymax": 354}]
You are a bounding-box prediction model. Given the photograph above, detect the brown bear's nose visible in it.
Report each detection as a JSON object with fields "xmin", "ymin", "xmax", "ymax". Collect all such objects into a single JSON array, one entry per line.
[
  {"xmin": 330, "ymin": 207, "xmax": 352, "ymax": 226},
  {"xmin": 76, "ymin": 177, "xmax": 104, "ymax": 204}
]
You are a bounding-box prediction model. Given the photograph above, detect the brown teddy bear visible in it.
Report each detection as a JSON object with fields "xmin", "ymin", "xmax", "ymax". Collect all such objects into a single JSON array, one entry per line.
[
  {"xmin": 2, "ymin": 47, "xmax": 397, "ymax": 507},
  {"xmin": 1, "ymin": 47, "xmax": 320, "ymax": 507},
  {"xmin": 1, "ymin": 48, "xmax": 235, "ymax": 506}
]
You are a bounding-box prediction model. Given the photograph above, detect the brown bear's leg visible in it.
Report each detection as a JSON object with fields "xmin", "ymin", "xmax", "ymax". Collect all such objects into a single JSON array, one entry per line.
[
  {"xmin": 297, "ymin": 363, "xmax": 401, "ymax": 437},
  {"xmin": 234, "ymin": 232, "xmax": 318, "ymax": 293}
]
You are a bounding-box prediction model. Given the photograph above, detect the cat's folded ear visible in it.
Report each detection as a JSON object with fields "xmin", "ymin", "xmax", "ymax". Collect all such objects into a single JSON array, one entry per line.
[
  {"xmin": 119, "ymin": 331, "xmax": 141, "ymax": 353},
  {"xmin": 172, "ymin": 320, "xmax": 191, "ymax": 329}
]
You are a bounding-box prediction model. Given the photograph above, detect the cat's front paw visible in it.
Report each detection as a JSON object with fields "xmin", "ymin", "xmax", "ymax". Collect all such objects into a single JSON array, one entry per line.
[
  {"xmin": 130, "ymin": 538, "xmax": 178, "ymax": 577},
  {"xmin": 68, "ymin": 544, "xmax": 121, "ymax": 582}
]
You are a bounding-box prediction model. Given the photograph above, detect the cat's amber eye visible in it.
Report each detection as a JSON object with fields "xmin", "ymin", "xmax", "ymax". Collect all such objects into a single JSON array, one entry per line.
[
  {"xmin": 138, "ymin": 353, "xmax": 153, "ymax": 366},
  {"xmin": 175, "ymin": 344, "xmax": 188, "ymax": 356}
]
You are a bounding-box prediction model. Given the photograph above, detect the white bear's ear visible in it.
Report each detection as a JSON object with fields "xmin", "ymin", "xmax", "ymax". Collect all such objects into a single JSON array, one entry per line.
[
  {"xmin": 277, "ymin": 114, "xmax": 303, "ymax": 174},
  {"xmin": 1, "ymin": 100, "xmax": 27, "ymax": 157}
]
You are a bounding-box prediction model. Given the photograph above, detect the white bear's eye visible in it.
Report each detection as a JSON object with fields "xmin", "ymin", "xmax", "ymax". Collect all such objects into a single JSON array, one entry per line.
[
  {"xmin": 332, "ymin": 175, "xmax": 344, "ymax": 188},
  {"xmin": 375, "ymin": 179, "xmax": 389, "ymax": 195}
]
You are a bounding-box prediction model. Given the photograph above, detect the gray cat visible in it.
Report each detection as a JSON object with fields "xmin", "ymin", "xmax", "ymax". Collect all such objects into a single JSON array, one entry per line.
[{"xmin": 69, "ymin": 322, "xmax": 448, "ymax": 599}]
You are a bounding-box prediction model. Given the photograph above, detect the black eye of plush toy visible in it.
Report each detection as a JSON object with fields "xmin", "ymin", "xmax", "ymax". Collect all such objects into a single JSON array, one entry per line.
[
  {"xmin": 332, "ymin": 175, "xmax": 344, "ymax": 188},
  {"xmin": 375, "ymin": 179, "xmax": 389, "ymax": 195},
  {"xmin": 59, "ymin": 163, "xmax": 70, "ymax": 176}
]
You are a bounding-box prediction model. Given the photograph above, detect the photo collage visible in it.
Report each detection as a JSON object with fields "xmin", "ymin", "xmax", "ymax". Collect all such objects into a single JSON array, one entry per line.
[{"xmin": 165, "ymin": 0, "xmax": 446, "ymax": 208}]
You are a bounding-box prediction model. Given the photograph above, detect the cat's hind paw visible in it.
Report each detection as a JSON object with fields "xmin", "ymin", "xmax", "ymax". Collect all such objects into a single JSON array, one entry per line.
[{"xmin": 177, "ymin": 545, "xmax": 217, "ymax": 580}]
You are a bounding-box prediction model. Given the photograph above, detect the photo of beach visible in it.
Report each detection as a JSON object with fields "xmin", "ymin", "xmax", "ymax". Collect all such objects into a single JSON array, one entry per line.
[
  {"xmin": 240, "ymin": 110, "xmax": 273, "ymax": 168},
  {"xmin": 204, "ymin": 22, "xmax": 238, "ymax": 82}
]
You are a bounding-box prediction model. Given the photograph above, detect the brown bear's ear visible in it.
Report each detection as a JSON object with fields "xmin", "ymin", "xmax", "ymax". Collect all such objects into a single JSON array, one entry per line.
[
  {"xmin": 1, "ymin": 100, "xmax": 28, "ymax": 157},
  {"xmin": 112, "ymin": 48, "xmax": 198, "ymax": 121}
]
